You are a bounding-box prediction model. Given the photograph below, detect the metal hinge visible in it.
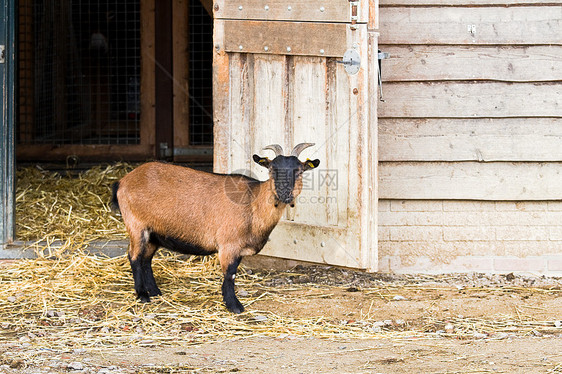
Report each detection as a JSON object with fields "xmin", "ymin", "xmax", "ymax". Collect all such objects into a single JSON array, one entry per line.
[
  {"xmin": 0, "ymin": 45, "xmax": 5, "ymax": 64},
  {"xmin": 378, "ymin": 51, "xmax": 390, "ymax": 101}
]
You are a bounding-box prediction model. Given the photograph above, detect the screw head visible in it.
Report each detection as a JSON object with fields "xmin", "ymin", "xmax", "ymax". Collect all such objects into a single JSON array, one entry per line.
[
  {"xmin": 238, "ymin": 5, "xmax": 243, "ymax": 10},
  {"xmin": 286, "ymin": 46, "xmax": 291, "ymax": 52},
  {"xmin": 320, "ymin": 6, "xmax": 325, "ymax": 11},
  {"xmin": 287, "ymin": 5, "xmax": 292, "ymax": 10},
  {"xmin": 239, "ymin": 45, "xmax": 243, "ymax": 50},
  {"xmin": 319, "ymin": 49, "xmax": 325, "ymax": 54},
  {"xmin": 264, "ymin": 5, "xmax": 269, "ymax": 10},
  {"xmin": 264, "ymin": 46, "xmax": 269, "ymax": 51},
  {"xmin": 214, "ymin": 4, "xmax": 219, "ymax": 11}
]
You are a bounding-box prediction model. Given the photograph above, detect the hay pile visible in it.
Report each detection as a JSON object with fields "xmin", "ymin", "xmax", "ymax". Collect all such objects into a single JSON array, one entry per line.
[{"xmin": 15, "ymin": 164, "xmax": 133, "ymax": 254}]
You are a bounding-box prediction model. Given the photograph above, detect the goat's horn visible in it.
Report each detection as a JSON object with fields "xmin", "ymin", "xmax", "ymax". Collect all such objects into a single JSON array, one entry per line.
[
  {"xmin": 263, "ymin": 144, "xmax": 284, "ymax": 157},
  {"xmin": 291, "ymin": 143, "xmax": 315, "ymax": 157}
]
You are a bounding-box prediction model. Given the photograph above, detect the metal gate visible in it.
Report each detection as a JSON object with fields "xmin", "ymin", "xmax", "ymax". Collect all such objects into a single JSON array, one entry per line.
[{"xmin": 213, "ymin": 0, "xmax": 379, "ymax": 270}]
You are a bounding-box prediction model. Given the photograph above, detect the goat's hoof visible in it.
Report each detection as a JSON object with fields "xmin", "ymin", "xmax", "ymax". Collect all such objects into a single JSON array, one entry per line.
[
  {"xmin": 137, "ymin": 294, "xmax": 151, "ymax": 303},
  {"xmin": 148, "ymin": 287, "xmax": 162, "ymax": 297},
  {"xmin": 226, "ymin": 299, "xmax": 244, "ymax": 314}
]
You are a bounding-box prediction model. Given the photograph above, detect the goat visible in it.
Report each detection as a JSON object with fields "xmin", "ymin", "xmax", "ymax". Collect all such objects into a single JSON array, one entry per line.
[{"xmin": 112, "ymin": 143, "xmax": 320, "ymax": 313}]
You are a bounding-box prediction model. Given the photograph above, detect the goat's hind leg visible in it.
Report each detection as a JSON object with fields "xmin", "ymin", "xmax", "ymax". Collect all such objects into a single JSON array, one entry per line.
[{"xmin": 128, "ymin": 230, "xmax": 160, "ymax": 302}]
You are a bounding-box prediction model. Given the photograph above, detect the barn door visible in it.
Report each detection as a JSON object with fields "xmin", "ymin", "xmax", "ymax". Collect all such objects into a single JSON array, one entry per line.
[
  {"xmin": 0, "ymin": 0, "xmax": 16, "ymax": 249},
  {"xmin": 213, "ymin": 0, "xmax": 379, "ymax": 270}
]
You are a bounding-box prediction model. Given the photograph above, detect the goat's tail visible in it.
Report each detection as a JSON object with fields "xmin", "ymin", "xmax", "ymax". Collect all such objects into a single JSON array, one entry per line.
[{"xmin": 111, "ymin": 181, "xmax": 120, "ymax": 212}]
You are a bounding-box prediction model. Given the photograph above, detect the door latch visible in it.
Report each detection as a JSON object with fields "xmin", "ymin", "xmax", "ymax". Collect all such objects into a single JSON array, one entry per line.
[
  {"xmin": 378, "ymin": 50, "xmax": 390, "ymax": 101},
  {"xmin": 0, "ymin": 45, "xmax": 5, "ymax": 64},
  {"xmin": 336, "ymin": 49, "xmax": 361, "ymax": 75}
]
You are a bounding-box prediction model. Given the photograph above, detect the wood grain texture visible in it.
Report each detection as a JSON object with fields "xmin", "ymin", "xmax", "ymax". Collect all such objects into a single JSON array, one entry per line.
[
  {"xmin": 221, "ymin": 20, "xmax": 347, "ymax": 57},
  {"xmin": 379, "ymin": 118, "xmax": 562, "ymax": 162},
  {"xmin": 378, "ymin": 82, "xmax": 562, "ymax": 118},
  {"xmin": 380, "ymin": 45, "xmax": 562, "ymax": 83},
  {"xmin": 379, "ymin": 162, "xmax": 562, "ymax": 200},
  {"xmin": 140, "ymin": 0, "xmax": 156, "ymax": 152},
  {"xmin": 215, "ymin": 0, "xmax": 350, "ymax": 22},
  {"xmin": 172, "ymin": 0, "xmax": 190, "ymax": 149},
  {"xmin": 381, "ymin": 0, "xmax": 561, "ymax": 5},
  {"xmin": 379, "ymin": 6, "xmax": 562, "ymax": 45}
]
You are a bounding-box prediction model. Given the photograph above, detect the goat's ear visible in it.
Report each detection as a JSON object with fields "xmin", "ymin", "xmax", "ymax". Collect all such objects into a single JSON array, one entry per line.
[
  {"xmin": 303, "ymin": 158, "xmax": 320, "ymax": 171},
  {"xmin": 253, "ymin": 154, "xmax": 271, "ymax": 168}
]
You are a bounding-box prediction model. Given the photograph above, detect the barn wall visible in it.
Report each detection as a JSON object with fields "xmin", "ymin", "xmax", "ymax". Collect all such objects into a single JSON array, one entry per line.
[{"xmin": 377, "ymin": 0, "xmax": 562, "ymax": 274}]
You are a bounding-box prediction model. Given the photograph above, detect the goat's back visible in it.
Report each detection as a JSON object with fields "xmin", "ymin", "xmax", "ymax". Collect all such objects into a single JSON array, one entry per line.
[{"xmin": 116, "ymin": 162, "xmax": 260, "ymax": 247}]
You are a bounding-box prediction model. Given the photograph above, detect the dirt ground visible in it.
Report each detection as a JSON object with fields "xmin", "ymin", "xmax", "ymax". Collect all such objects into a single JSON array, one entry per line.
[{"xmin": 1, "ymin": 265, "xmax": 561, "ymax": 374}]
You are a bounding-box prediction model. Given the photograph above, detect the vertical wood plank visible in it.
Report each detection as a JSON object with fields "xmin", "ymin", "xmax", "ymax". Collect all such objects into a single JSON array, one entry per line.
[
  {"xmin": 366, "ymin": 31, "xmax": 379, "ymax": 271},
  {"xmin": 213, "ymin": 20, "xmax": 231, "ymax": 173},
  {"xmin": 229, "ymin": 53, "xmax": 254, "ymax": 173},
  {"xmin": 140, "ymin": 0, "xmax": 156, "ymax": 154},
  {"xmin": 291, "ymin": 56, "xmax": 329, "ymax": 226},
  {"xmin": 172, "ymin": 0, "xmax": 190, "ymax": 151},
  {"xmin": 251, "ymin": 54, "xmax": 288, "ymax": 180},
  {"xmin": 332, "ymin": 62, "xmax": 351, "ymax": 228}
]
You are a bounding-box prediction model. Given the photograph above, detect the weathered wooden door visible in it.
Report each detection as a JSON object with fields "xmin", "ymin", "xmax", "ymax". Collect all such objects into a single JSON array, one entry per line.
[{"xmin": 213, "ymin": 0, "xmax": 379, "ymax": 270}]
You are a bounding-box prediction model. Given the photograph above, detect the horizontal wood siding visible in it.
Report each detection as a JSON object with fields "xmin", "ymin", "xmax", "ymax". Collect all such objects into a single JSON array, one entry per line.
[
  {"xmin": 379, "ymin": 7, "xmax": 562, "ymax": 45},
  {"xmin": 378, "ymin": 0, "xmax": 562, "ymax": 201}
]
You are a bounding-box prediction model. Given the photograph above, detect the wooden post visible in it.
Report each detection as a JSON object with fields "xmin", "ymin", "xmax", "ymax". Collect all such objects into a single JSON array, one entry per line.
[{"xmin": 154, "ymin": 0, "xmax": 174, "ymax": 159}]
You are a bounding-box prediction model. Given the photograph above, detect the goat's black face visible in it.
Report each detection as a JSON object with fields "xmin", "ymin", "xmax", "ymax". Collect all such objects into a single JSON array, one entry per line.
[{"xmin": 253, "ymin": 154, "xmax": 320, "ymax": 206}]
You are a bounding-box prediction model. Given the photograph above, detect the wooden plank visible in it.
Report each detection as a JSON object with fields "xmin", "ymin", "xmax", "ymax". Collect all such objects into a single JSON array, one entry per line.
[
  {"xmin": 155, "ymin": 0, "xmax": 174, "ymax": 159},
  {"xmin": 381, "ymin": 0, "xmax": 561, "ymax": 5},
  {"xmin": 378, "ymin": 82, "xmax": 562, "ymax": 118},
  {"xmin": 291, "ymin": 57, "xmax": 330, "ymax": 226},
  {"xmin": 331, "ymin": 62, "xmax": 352, "ymax": 228},
  {"xmin": 262, "ymin": 222, "xmax": 364, "ymax": 269},
  {"xmin": 214, "ymin": 0, "xmax": 350, "ymax": 23},
  {"xmin": 212, "ymin": 20, "xmax": 231, "ymax": 173},
  {"xmin": 228, "ymin": 53, "xmax": 254, "ymax": 173},
  {"xmin": 379, "ymin": 162, "xmax": 562, "ymax": 200},
  {"xmin": 250, "ymin": 55, "xmax": 288, "ymax": 181},
  {"xmin": 16, "ymin": 145, "xmax": 154, "ymax": 162},
  {"xmin": 222, "ymin": 20, "xmax": 347, "ymax": 57},
  {"xmin": 380, "ymin": 45, "xmax": 562, "ymax": 83},
  {"xmin": 140, "ymin": 0, "xmax": 156, "ymax": 155},
  {"xmin": 379, "ymin": 7, "xmax": 562, "ymax": 45},
  {"xmin": 173, "ymin": 0, "xmax": 190, "ymax": 150},
  {"xmin": 379, "ymin": 118, "xmax": 562, "ymax": 162}
]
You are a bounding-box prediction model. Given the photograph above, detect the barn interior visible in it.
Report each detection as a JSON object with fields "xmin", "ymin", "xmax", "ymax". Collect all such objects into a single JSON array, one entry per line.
[
  {"xmin": 16, "ymin": 0, "xmax": 213, "ymax": 163},
  {"xmin": 13, "ymin": 0, "xmax": 215, "ymax": 245}
]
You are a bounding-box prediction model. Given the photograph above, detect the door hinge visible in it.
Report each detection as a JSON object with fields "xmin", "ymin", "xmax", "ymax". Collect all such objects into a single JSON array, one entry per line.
[{"xmin": 0, "ymin": 45, "xmax": 5, "ymax": 64}]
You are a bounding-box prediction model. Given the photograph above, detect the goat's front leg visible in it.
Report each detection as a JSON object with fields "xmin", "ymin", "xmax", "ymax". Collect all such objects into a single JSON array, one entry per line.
[{"xmin": 219, "ymin": 251, "xmax": 244, "ymax": 314}]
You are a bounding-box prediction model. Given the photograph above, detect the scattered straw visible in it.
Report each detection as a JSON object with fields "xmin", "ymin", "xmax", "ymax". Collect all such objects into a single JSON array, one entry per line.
[{"xmin": 15, "ymin": 163, "xmax": 133, "ymax": 255}]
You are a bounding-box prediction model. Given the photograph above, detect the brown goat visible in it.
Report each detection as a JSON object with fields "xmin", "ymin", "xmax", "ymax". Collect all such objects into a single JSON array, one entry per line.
[{"xmin": 112, "ymin": 143, "xmax": 320, "ymax": 313}]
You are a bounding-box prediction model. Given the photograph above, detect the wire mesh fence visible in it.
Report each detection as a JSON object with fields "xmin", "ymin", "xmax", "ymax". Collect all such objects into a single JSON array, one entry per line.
[
  {"xmin": 188, "ymin": 0, "xmax": 214, "ymax": 146},
  {"xmin": 18, "ymin": 0, "xmax": 142, "ymax": 146},
  {"xmin": 17, "ymin": 0, "xmax": 214, "ymax": 151}
]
